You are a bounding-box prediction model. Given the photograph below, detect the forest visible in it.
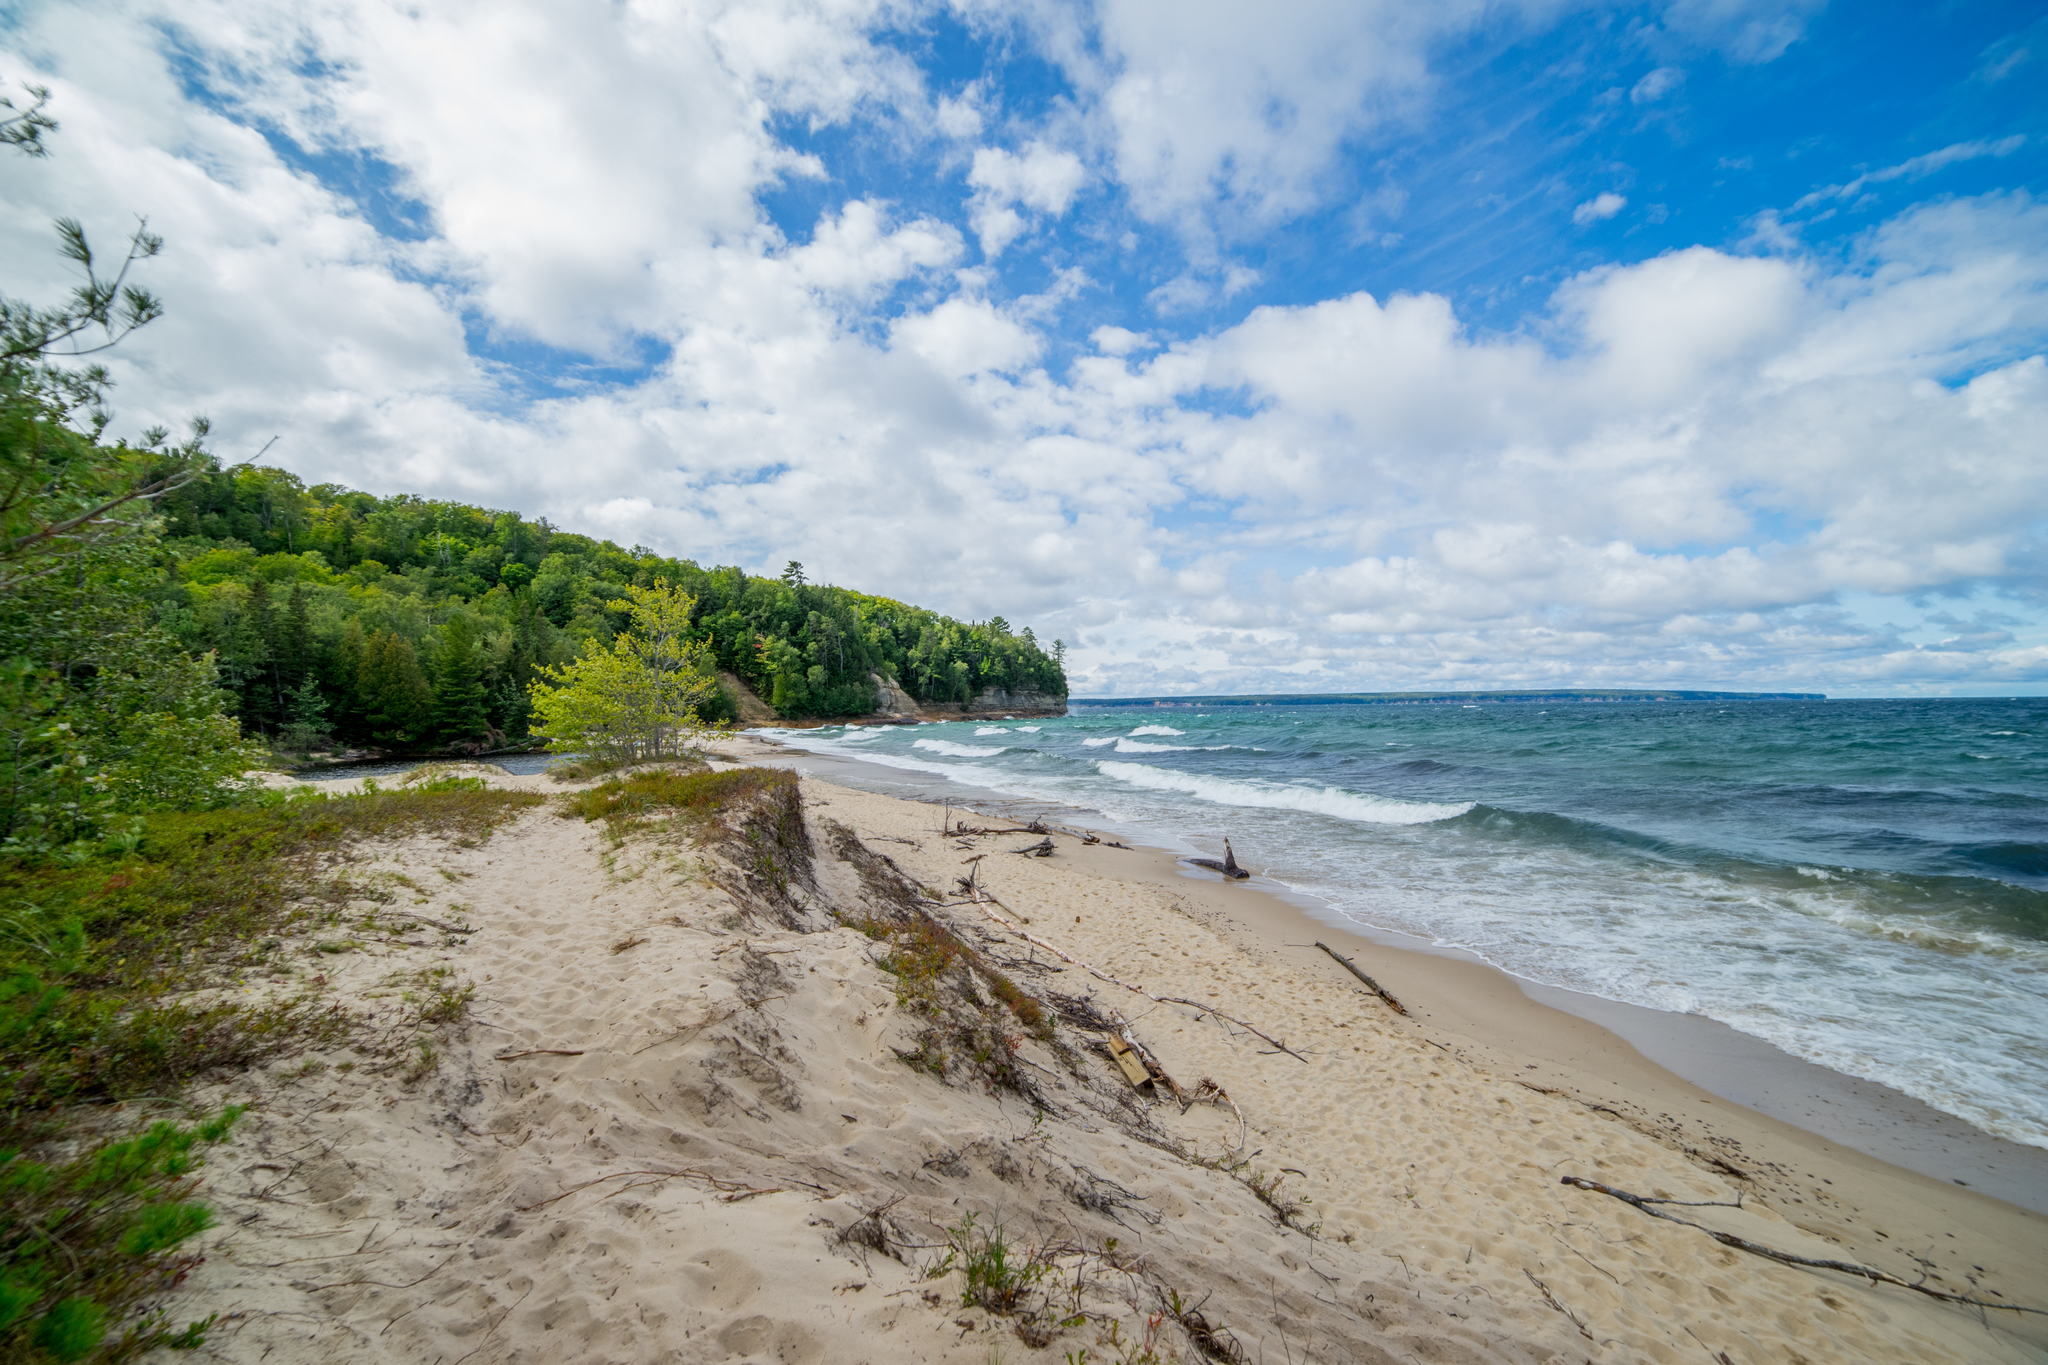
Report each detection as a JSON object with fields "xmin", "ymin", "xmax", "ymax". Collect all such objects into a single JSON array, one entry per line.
[{"xmin": 141, "ymin": 462, "xmax": 1069, "ymax": 751}]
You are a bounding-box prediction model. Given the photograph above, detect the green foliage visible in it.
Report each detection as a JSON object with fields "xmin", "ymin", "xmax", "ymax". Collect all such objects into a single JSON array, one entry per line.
[
  {"xmin": 559, "ymin": 765, "xmax": 786, "ymax": 844},
  {"xmin": 0, "ymin": 1107, "xmax": 242, "ymax": 1362},
  {"xmin": 430, "ymin": 614, "xmax": 491, "ymax": 748},
  {"xmin": 529, "ymin": 580, "xmax": 716, "ymax": 761},
  {"xmin": 147, "ymin": 465, "xmax": 1066, "ymax": 741},
  {"xmin": 0, "ymin": 786, "xmax": 539, "ymax": 1115}
]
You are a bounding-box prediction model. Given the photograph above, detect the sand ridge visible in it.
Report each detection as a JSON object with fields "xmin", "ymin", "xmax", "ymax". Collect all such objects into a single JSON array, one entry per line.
[{"xmin": 150, "ymin": 759, "xmax": 2044, "ymax": 1363}]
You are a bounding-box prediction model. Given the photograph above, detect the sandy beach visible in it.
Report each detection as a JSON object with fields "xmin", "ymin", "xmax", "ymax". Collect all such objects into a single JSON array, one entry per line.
[{"xmin": 164, "ymin": 749, "xmax": 2048, "ymax": 1363}]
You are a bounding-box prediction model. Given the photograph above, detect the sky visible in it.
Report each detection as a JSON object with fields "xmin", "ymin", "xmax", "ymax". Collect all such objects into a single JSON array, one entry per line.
[{"xmin": 1, "ymin": 0, "xmax": 2043, "ymax": 698}]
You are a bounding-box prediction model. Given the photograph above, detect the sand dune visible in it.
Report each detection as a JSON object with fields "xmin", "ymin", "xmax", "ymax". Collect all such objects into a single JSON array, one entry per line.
[{"xmin": 158, "ymin": 757, "xmax": 2045, "ymax": 1363}]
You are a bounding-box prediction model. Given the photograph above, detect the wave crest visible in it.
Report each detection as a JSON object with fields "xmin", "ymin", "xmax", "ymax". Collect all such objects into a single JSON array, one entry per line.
[
  {"xmin": 914, "ymin": 738, "xmax": 1009, "ymax": 758},
  {"xmin": 1096, "ymin": 762, "xmax": 1473, "ymax": 825}
]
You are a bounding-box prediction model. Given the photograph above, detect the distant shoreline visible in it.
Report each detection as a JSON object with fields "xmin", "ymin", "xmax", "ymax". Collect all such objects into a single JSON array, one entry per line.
[{"xmin": 1069, "ymin": 687, "xmax": 1827, "ymax": 707}]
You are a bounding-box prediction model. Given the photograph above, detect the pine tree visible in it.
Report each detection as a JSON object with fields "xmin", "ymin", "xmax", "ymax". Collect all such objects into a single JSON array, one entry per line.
[
  {"xmin": 431, "ymin": 616, "xmax": 491, "ymax": 747},
  {"xmin": 357, "ymin": 631, "xmax": 431, "ymax": 746},
  {"xmin": 281, "ymin": 675, "xmax": 330, "ymax": 751}
]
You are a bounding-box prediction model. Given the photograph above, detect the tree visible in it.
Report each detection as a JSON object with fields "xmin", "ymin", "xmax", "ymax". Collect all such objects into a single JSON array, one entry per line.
[
  {"xmin": 431, "ymin": 615, "xmax": 492, "ymax": 748},
  {"xmin": 356, "ymin": 631, "xmax": 431, "ymax": 746},
  {"xmin": 0, "ymin": 79, "xmax": 259, "ymax": 851},
  {"xmin": 528, "ymin": 579, "xmax": 717, "ymax": 762},
  {"xmin": 281, "ymin": 675, "xmax": 330, "ymax": 752}
]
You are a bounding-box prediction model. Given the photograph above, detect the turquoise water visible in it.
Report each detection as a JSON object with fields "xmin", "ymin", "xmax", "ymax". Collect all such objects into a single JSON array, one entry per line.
[{"xmin": 764, "ymin": 698, "xmax": 2048, "ymax": 1149}]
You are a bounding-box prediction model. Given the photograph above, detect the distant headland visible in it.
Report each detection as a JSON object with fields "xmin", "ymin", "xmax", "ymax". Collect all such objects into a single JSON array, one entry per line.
[{"xmin": 1068, "ymin": 688, "xmax": 1827, "ymax": 708}]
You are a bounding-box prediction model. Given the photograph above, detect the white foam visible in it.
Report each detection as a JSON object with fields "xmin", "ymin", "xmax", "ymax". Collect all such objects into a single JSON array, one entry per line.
[
  {"xmin": 1082, "ymin": 737, "xmax": 1119, "ymax": 747},
  {"xmin": 1129, "ymin": 724, "xmax": 1185, "ymax": 737},
  {"xmin": 1015, "ymin": 725, "xmax": 1041, "ymax": 732},
  {"xmin": 914, "ymin": 738, "xmax": 1008, "ymax": 758},
  {"xmin": 1095, "ymin": 762, "xmax": 1473, "ymax": 825},
  {"xmin": 1112, "ymin": 738, "xmax": 1236, "ymax": 753},
  {"xmin": 975, "ymin": 726, "xmax": 1009, "ymax": 736}
]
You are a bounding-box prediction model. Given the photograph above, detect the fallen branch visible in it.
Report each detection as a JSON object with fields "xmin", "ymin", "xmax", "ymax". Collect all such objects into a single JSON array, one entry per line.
[
  {"xmin": 1560, "ymin": 1176, "xmax": 2048, "ymax": 1316},
  {"xmin": 1192, "ymin": 1077, "xmax": 1248, "ymax": 1151},
  {"xmin": 494, "ymin": 1048, "xmax": 585, "ymax": 1060},
  {"xmin": 1524, "ymin": 1270, "xmax": 1593, "ymax": 1340},
  {"xmin": 515, "ymin": 1168, "xmax": 777, "ymax": 1212},
  {"xmin": 399, "ymin": 913, "xmax": 477, "ymax": 934},
  {"xmin": 956, "ymin": 876, "xmax": 1307, "ymax": 1062},
  {"xmin": 1313, "ymin": 942, "xmax": 1407, "ymax": 1015}
]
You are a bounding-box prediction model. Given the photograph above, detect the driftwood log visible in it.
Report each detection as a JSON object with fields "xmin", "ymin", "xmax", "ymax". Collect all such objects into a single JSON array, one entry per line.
[
  {"xmin": 1183, "ymin": 837, "xmax": 1250, "ymax": 880},
  {"xmin": 1314, "ymin": 942, "xmax": 1407, "ymax": 1015}
]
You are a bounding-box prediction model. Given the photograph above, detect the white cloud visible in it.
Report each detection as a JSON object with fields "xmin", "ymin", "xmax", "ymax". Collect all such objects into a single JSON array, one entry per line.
[
  {"xmin": 2, "ymin": 0, "xmax": 2042, "ymax": 698},
  {"xmin": 1630, "ymin": 66, "xmax": 1685, "ymax": 103},
  {"xmin": 1091, "ymin": 325, "xmax": 1152, "ymax": 356},
  {"xmin": 1791, "ymin": 136, "xmax": 2028, "ymax": 212},
  {"xmin": 966, "ymin": 142, "xmax": 1087, "ymax": 257},
  {"xmin": 1660, "ymin": 0, "xmax": 1825, "ymax": 65},
  {"xmin": 1084, "ymin": 0, "xmax": 1493, "ymax": 236},
  {"xmin": 1572, "ymin": 192, "xmax": 1627, "ymax": 225}
]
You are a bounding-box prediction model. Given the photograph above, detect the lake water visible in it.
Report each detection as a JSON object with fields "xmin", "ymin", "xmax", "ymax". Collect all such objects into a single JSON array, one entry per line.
[{"xmin": 761, "ymin": 698, "xmax": 2048, "ymax": 1150}]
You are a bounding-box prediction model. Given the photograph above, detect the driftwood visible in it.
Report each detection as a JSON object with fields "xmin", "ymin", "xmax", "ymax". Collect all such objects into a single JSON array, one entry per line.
[
  {"xmin": 953, "ymin": 878, "xmax": 1308, "ymax": 1062},
  {"xmin": 1561, "ymin": 1176, "xmax": 2047, "ymax": 1317},
  {"xmin": 495, "ymin": 1048, "xmax": 586, "ymax": 1060},
  {"xmin": 1183, "ymin": 838, "xmax": 1250, "ymax": 880},
  {"xmin": 399, "ymin": 912, "xmax": 477, "ymax": 934},
  {"xmin": 1191, "ymin": 1077, "xmax": 1248, "ymax": 1150},
  {"xmin": 1011, "ymin": 837, "xmax": 1056, "ymax": 857},
  {"xmin": 1313, "ymin": 942, "xmax": 1407, "ymax": 1015}
]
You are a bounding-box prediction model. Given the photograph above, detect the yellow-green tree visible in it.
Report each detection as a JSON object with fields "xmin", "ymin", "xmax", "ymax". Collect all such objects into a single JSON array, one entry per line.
[{"xmin": 527, "ymin": 579, "xmax": 717, "ymax": 761}]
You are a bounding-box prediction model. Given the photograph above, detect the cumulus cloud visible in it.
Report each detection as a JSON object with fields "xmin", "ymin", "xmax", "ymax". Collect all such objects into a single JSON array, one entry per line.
[
  {"xmin": 1, "ymin": 0, "xmax": 2041, "ymax": 699},
  {"xmin": 966, "ymin": 142, "xmax": 1087, "ymax": 257}
]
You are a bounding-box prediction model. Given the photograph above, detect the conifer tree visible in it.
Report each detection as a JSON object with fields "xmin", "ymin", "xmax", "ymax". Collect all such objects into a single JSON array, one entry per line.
[
  {"xmin": 357, "ymin": 630, "xmax": 430, "ymax": 746},
  {"xmin": 431, "ymin": 615, "xmax": 491, "ymax": 747}
]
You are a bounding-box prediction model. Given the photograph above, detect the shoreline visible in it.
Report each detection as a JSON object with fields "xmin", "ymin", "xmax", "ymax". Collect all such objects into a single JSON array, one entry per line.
[
  {"xmin": 215, "ymin": 749, "xmax": 2048, "ymax": 1361},
  {"xmin": 719, "ymin": 731, "xmax": 2048, "ymax": 1220}
]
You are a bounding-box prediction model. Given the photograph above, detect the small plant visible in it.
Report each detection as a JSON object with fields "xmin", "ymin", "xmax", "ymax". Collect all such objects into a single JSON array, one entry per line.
[
  {"xmin": 0, "ymin": 1107, "xmax": 243, "ymax": 1360},
  {"xmin": 938, "ymin": 1213, "xmax": 1052, "ymax": 1315},
  {"xmin": 402, "ymin": 1038, "xmax": 437, "ymax": 1083}
]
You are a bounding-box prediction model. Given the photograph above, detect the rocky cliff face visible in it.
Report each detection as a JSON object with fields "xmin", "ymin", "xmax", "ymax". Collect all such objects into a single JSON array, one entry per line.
[
  {"xmin": 965, "ymin": 686, "xmax": 1067, "ymax": 715},
  {"xmin": 869, "ymin": 672, "xmax": 921, "ymax": 719},
  {"xmin": 863, "ymin": 674, "xmax": 1066, "ymax": 720}
]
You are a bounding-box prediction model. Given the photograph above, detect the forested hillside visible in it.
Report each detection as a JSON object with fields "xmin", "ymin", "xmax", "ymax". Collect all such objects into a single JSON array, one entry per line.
[{"xmin": 143, "ymin": 462, "xmax": 1068, "ymax": 749}]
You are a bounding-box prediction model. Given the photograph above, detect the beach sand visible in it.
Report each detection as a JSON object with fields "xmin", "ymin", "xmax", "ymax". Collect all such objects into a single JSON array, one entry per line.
[{"xmin": 155, "ymin": 752, "xmax": 2047, "ymax": 1363}]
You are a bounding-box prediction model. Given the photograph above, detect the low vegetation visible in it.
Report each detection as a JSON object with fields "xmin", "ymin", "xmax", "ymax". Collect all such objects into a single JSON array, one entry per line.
[{"xmin": 0, "ymin": 783, "xmax": 537, "ymax": 1359}]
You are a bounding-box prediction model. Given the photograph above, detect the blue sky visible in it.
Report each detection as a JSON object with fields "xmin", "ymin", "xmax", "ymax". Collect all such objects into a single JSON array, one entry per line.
[{"xmin": 2, "ymin": 0, "xmax": 2043, "ymax": 695}]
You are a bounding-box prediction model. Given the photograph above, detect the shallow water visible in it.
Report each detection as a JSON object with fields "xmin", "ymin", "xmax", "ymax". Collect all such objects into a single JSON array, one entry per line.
[{"xmin": 762, "ymin": 698, "xmax": 2048, "ymax": 1150}]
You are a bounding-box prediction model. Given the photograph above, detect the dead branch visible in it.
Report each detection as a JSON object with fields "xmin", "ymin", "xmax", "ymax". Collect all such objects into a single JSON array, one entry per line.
[
  {"xmin": 1523, "ymin": 1269, "xmax": 1593, "ymax": 1340},
  {"xmin": 610, "ymin": 934, "xmax": 649, "ymax": 953},
  {"xmin": 1313, "ymin": 942, "xmax": 1407, "ymax": 1015},
  {"xmin": 1192, "ymin": 1077, "xmax": 1248, "ymax": 1151},
  {"xmin": 1560, "ymin": 1176, "xmax": 2048, "ymax": 1316},
  {"xmin": 1154, "ymin": 998, "xmax": 1310, "ymax": 1063},
  {"xmin": 494, "ymin": 1049, "xmax": 585, "ymax": 1060},
  {"xmin": 956, "ymin": 878, "xmax": 1308, "ymax": 1062},
  {"xmin": 515, "ymin": 1168, "xmax": 777, "ymax": 1212},
  {"xmin": 398, "ymin": 913, "xmax": 476, "ymax": 934}
]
